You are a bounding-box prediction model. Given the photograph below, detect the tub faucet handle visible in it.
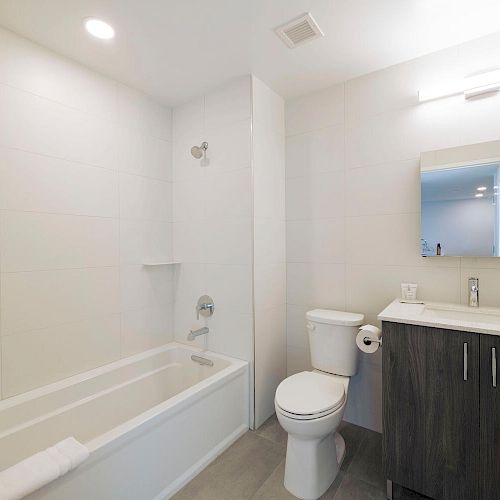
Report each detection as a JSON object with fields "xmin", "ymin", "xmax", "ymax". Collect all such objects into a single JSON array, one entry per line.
[{"xmin": 196, "ymin": 295, "xmax": 214, "ymax": 319}]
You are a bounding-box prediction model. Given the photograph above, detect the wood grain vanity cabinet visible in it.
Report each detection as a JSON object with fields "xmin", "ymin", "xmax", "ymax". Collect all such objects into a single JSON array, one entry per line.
[{"xmin": 382, "ymin": 321, "xmax": 499, "ymax": 500}]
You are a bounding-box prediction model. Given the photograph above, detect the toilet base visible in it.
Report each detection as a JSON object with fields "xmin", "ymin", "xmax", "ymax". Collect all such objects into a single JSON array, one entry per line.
[{"xmin": 284, "ymin": 432, "xmax": 345, "ymax": 500}]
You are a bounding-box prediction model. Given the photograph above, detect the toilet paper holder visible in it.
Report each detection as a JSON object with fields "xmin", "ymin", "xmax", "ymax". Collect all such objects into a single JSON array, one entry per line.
[{"xmin": 363, "ymin": 336, "xmax": 382, "ymax": 346}]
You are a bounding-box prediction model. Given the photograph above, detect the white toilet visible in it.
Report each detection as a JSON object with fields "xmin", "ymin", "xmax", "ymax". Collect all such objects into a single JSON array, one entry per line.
[{"xmin": 275, "ymin": 309, "xmax": 364, "ymax": 500}]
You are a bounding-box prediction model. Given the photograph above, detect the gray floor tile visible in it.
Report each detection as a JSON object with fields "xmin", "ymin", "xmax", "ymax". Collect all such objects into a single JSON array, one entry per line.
[
  {"xmin": 337, "ymin": 421, "xmax": 370, "ymax": 472},
  {"xmin": 255, "ymin": 414, "xmax": 288, "ymax": 448},
  {"xmin": 251, "ymin": 460, "xmax": 345, "ymax": 500},
  {"xmin": 174, "ymin": 420, "xmax": 384, "ymax": 500},
  {"xmin": 345, "ymin": 429, "xmax": 385, "ymax": 491},
  {"xmin": 332, "ymin": 473, "xmax": 387, "ymax": 500},
  {"xmin": 173, "ymin": 432, "xmax": 284, "ymax": 500}
]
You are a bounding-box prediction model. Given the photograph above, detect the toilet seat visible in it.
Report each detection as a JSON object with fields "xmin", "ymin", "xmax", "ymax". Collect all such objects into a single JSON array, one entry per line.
[{"xmin": 275, "ymin": 371, "xmax": 346, "ymax": 421}]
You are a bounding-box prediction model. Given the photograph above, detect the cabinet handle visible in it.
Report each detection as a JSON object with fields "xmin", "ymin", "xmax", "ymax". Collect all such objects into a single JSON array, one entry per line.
[
  {"xmin": 463, "ymin": 342, "xmax": 468, "ymax": 381},
  {"xmin": 493, "ymin": 347, "xmax": 497, "ymax": 388}
]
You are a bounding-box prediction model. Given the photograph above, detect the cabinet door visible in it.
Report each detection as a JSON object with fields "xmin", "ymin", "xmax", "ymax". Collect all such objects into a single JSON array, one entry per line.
[
  {"xmin": 383, "ymin": 322, "xmax": 480, "ymax": 499},
  {"xmin": 480, "ymin": 334, "xmax": 500, "ymax": 499}
]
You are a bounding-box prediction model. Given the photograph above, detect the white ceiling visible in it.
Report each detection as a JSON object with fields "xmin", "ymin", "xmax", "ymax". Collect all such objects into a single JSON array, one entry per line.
[{"xmin": 1, "ymin": 0, "xmax": 500, "ymax": 105}]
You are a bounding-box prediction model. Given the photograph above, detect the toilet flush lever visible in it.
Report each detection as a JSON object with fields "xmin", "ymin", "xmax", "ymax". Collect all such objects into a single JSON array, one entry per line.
[{"xmin": 306, "ymin": 322, "xmax": 315, "ymax": 332}]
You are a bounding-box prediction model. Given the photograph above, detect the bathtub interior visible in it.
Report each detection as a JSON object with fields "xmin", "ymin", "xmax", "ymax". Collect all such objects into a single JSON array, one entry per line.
[{"xmin": 0, "ymin": 344, "xmax": 234, "ymax": 471}]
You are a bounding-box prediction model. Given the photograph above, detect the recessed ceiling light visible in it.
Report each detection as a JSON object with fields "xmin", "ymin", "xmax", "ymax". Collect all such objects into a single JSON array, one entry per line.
[
  {"xmin": 84, "ymin": 18, "xmax": 115, "ymax": 40},
  {"xmin": 477, "ymin": 186, "xmax": 487, "ymax": 191},
  {"xmin": 475, "ymin": 193, "xmax": 484, "ymax": 198}
]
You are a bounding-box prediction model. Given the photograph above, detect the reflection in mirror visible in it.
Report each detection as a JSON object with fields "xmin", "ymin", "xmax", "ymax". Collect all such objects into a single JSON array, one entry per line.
[{"xmin": 421, "ymin": 162, "xmax": 499, "ymax": 257}]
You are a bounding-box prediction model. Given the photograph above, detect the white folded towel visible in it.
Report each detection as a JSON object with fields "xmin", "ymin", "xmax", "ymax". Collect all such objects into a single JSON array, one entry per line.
[{"xmin": 0, "ymin": 437, "xmax": 89, "ymax": 500}]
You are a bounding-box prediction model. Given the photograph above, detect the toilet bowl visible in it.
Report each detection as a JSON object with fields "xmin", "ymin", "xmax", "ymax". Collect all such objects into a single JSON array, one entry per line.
[
  {"xmin": 275, "ymin": 309, "xmax": 363, "ymax": 500},
  {"xmin": 275, "ymin": 371, "xmax": 349, "ymax": 500}
]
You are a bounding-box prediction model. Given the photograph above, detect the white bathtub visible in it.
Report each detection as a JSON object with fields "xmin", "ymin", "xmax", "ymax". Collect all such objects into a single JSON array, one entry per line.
[{"xmin": 0, "ymin": 342, "xmax": 249, "ymax": 499}]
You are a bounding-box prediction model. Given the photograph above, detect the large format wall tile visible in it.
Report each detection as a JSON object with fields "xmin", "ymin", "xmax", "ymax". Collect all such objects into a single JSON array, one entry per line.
[
  {"xmin": 285, "ymin": 31, "xmax": 500, "ymax": 432},
  {"xmin": 0, "ymin": 28, "xmax": 173, "ymax": 399}
]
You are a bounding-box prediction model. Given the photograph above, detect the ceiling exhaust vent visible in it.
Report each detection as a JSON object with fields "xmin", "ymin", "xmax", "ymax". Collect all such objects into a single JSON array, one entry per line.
[{"xmin": 275, "ymin": 13, "xmax": 324, "ymax": 49}]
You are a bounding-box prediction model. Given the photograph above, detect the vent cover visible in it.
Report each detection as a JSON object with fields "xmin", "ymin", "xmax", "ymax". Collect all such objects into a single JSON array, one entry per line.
[{"xmin": 275, "ymin": 13, "xmax": 324, "ymax": 48}]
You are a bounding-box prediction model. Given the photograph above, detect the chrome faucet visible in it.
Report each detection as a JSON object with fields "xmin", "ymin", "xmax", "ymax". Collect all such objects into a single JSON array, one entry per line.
[
  {"xmin": 187, "ymin": 326, "xmax": 209, "ymax": 341},
  {"xmin": 468, "ymin": 277, "xmax": 479, "ymax": 307},
  {"xmin": 196, "ymin": 295, "xmax": 214, "ymax": 319}
]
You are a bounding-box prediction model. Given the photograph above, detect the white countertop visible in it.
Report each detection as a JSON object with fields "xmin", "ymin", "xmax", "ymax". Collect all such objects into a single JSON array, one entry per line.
[{"xmin": 378, "ymin": 299, "xmax": 500, "ymax": 336}]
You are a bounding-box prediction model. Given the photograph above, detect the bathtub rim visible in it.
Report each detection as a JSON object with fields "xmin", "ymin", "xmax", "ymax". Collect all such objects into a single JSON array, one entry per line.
[{"xmin": 0, "ymin": 342, "xmax": 249, "ymax": 454}]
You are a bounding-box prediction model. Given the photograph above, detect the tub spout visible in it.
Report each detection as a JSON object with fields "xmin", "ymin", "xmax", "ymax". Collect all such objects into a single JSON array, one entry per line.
[{"xmin": 188, "ymin": 327, "xmax": 209, "ymax": 341}]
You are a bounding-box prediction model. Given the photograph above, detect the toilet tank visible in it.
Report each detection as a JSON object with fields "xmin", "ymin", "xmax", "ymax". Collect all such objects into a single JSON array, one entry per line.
[{"xmin": 306, "ymin": 309, "xmax": 364, "ymax": 376}]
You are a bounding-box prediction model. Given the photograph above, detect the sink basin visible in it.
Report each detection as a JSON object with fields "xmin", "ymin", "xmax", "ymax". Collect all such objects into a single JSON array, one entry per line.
[
  {"xmin": 378, "ymin": 299, "xmax": 500, "ymax": 336},
  {"xmin": 423, "ymin": 305, "xmax": 500, "ymax": 326}
]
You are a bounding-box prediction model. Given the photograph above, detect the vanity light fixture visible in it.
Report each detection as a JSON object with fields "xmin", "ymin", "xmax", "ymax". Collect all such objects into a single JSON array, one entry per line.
[
  {"xmin": 477, "ymin": 186, "xmax": 487, "ymax": 191},
  {"xmin": 418, "ymin": 69, "xmax": 500, "ymax": 102},
  {"xmin": 84, "ymin": 18, "xmax": 115, "ymax": 40},
  {"xmin": 475, "ymin": 193, "xmax": 484, "ymax": 198}
]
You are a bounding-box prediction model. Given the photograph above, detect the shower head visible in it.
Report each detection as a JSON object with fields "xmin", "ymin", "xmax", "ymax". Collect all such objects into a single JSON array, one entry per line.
[{"xmin": 191, "ymin": 142, "xmax": 208, "ymax": 159}]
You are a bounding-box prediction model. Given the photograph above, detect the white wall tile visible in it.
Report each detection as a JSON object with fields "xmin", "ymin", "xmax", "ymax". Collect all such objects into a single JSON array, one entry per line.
[
  {"xmin": 2, "ymin": 314, "xmax": 121, "ymax": 397},
  {"xmin": 286, "ymin": 83, "xmax": 345, "ymax": 136},
  {"xmin": 205, "ymin": 264, "xmax": 253, "ymax": 314},
  {"xmin": 205, "ymin": 168, "xmax": 252, "ymax": 219},
  {"xmin": 120, "ymin": 219, "xmax": 172, "ymax": 265},
  {"xmin": 173, "ymin": 175, "xmax": 206, "ymax": 222},
  {"xmin": 287, "ymin": 218, "xmax": 345, "ymax": 264},
  {"xmin": 1, "ymin": 267, "xmax": 120, "ymax": 335},
  {"xmin": 0, "ymin": 147, "xmax": 119, "ymax": 217},
  {"xmin": 0, "ymin": 84, "xmax": 117, "ymax": 169},
  {"xmin": 286, "ymin": 125, "xmax": 344, "ymax": 179},
  {"xmin": 205, "ymin": 119, "xmax": 251, "ymax": 173},
  {"xmin": 284, "ymin": 34, "xmax": 500, "ymax": 430},
  {"xmin": 205, "ymin": 311, "xmax": 253, "ymax": 361},
  {"xmin": 172, "ymin": 221, "xmax": 207, "ymax": 263},
  {"xmin": 286, "ymin": 344, "xmax": 312, "ymax": 376},
  {"xmin": 286, "ymin": 304, "xmax": 310, "ymax": 351},
  {"xmin": 172, "ymin": 131, "xmax": 205, "ymax": 181},
  {"xmin": 121, "ymin": 304, "xmax": 174, "ymax": 357},
  {"xmin": 254, "ymin": 263, "xmax": 286, "ymax": 310},
  {"xmin": 0, "ymin": 28, "xmax": 118, "ymax": 120},
  {"xmin": 119, "ymin": 173, "xmax": 172, "ymax": 222},
  {"xmin": 254, "ymin": 219, "xmax": 286, "ymax": 266},
  {"xmin": 120, "ymin": 264, "xmax": 173, "ymax": 312},
  {"xmin": 0, "ymin": 27, "xmax": 174, "ymax": 400},
  {"xmin": 346, "ymin": 264, "xmax": 461, "ymax": 316},
  {"xmin": 345, "ymin": 46, "xmax": 461, "ymax": 122},
  {"xmin": 0, "ymin": 211, "xmax": 119, "ymax": 272},
  {"xmin": 204, "ymin": 218, "xmax": 252, "ymax": 265},
  {"xmin": 460, "ymin": 267, "xmax": 500, "ymax": 307},
  {"xmin": 287, "ymin": 262, "xmax": 346, "ymax": 309},
  {"xmin": 343, "ymin": 357, "xmax": 382, "ymax": 432},
  {"xmin": 172, "ymin": 97, "xmax": 204, "ymax": 142},
  {"xmin": 345, "ymin": 159, "xmax": 420, "ymax": 216},
  {"xmin": 346, "ymin": 96, "xmax": 462, "ymax": 169},
  {"xmin": 252, "ymin": 76, "xmax": 285, "ymax": 134},
  {"xmin": 118, "ymin": 127, "xmax": 172, "ymax": 181},
  {"xmin": 204, "ymin": 76, "xmax": 251, "ymax": 130},
  {"xmin": 254, "ymin": 170, "xmax": 285, "ymax": 219},
  {"xmin": 254, "ymin": 304, "xmax": 286, "ymax": 427},
  {"xmin": 286, "ymin": 171, "xmax": 345, "ymax": 221}
]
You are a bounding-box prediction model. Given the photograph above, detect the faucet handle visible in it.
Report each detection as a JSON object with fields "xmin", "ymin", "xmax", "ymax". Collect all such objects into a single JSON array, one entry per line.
[{"xmin": 196, "ymin": 295, "xmax": 215, "ymax": 320}]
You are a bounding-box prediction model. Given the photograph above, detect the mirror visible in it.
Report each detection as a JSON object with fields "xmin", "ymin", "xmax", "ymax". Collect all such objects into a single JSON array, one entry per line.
[{"xmin": 421, "ymin": 140, "xmax": 500, "ymax": 257}]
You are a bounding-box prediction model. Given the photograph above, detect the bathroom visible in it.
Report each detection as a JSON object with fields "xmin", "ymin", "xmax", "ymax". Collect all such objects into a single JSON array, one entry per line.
[{"xmin": 0, "ymin": 1, "xmax": 499, "ymax": 499}]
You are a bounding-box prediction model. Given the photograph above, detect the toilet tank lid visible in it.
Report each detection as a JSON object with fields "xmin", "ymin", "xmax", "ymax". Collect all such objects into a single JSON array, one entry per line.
[{"xmin": 306, "ymin": 309, "xmax": 364, "ymax": 326}]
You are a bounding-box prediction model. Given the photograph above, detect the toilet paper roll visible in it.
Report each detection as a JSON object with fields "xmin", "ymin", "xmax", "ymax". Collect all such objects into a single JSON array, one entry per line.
[{"xmin": 356, "ymin": 325, "xmax": 382, "ymax": 354}]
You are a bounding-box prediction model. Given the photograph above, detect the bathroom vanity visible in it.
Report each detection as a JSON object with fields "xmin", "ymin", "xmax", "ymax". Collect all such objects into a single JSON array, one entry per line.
[{"xmin": 379, "ymin": 300, "xmax": 500, "ymax": 500}]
